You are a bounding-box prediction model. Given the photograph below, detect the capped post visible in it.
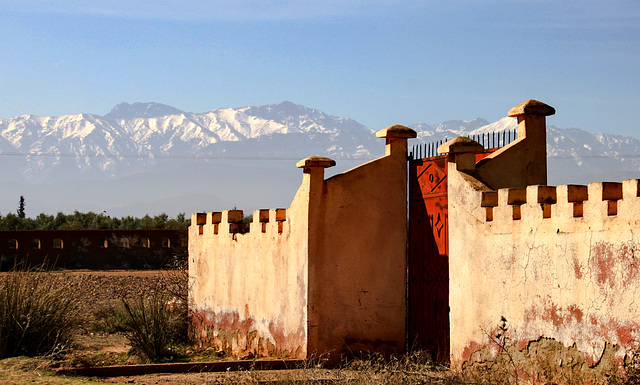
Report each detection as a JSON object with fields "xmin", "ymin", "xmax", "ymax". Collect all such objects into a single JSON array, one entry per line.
[{"xmin": 376, "ymin": 124, "xmax": 417, "ymax": 156}]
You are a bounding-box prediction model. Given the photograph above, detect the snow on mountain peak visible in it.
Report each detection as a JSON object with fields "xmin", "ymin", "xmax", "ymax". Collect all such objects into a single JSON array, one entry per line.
[
  {"xmin": 0, "ymin": 102, "xmax": 638, "ymax": 191},
  {"xmin": 469, "ymin": 117, "xmax": 516, "ymax": 134},
  {"xmin": 1, "ymin": 102, "xmax": 640, "ymax": 216}
]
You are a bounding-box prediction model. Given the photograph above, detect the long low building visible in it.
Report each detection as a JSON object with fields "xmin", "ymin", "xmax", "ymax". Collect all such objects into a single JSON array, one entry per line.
[{"xmin": 0, "ymin": 229, "xmax": 186, "ymax": 269}]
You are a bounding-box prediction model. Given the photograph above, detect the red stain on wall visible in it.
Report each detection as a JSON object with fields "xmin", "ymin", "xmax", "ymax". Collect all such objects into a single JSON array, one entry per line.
[
  {"xmin": 516, "ymin": 339, "xmax": 530, "ymax": 351},
  {"xmin": 592, "ymin": 243, "xmax": 616, "ymax": 288},
  {"xmin": 191, "ymin": 308, "xmax": 306, "ymax": 358},
  {"xmin": 268, "ymin": 321, "xmax": 287, "ymax": 348},
  {"xmin": 572, "ymin": 257, "xmax": 583, "ymax": 279},
  {"xmin": 191, "ymin": 309, "xmax": 255, "ymax": 333},
  {"xmin": 612, "ymin": 321, "xmax": 635, "ymax": 346},
  {"xmin": 567, "ymin": 305, "xmax": 584, "ymax": 323},
  {"xmin": 462, "ymin": 341, "xmax": 484, "ymax": 362},
  {"xmin": 620, "ymin": 242, "xmax": 640, "ymax": 287},
  {"xmin": 524, "ymin": 300, "xmax": 579, "ymax": 327},
  {"xmin": 545, "ymin": 302, "xmax": 563, "ymax": 327},
  {"xmin": 590, "ymin": 241, "xmax": 640, "ymax": 289}
]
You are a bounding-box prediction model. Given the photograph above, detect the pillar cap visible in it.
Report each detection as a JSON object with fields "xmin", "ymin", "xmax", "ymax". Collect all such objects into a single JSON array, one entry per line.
[
  {"xmin": 508, "ymin": 99, "xmax": 556, "ymax": 117},
  {"xmin": 296, "ymin": 155, "xmax": 336, "ymax": 169},
  {"xmin": 437, "ymin": 136, "xmax": 484, "ymax": 154},
  {"xmin": 375, "ymin": 124, "xmax": 417, "ymax": 139}
]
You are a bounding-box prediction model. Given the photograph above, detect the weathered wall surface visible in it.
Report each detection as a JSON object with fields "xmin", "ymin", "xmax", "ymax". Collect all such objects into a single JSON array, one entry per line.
[
  {"xmin": 449, "ymin": 174, "xmax": 640, "ymax": 366},
  {"xmin": 189, "ymin": 125, "xmax": 416, "ymax": 361},
  {"xmin": 307, "ymin": 129, "xmax": 413, "ymax": 360},
  {"xmin": 189, "ymin": 197, "xmax": 309, "ymax": 358},
  {"xmin": 445, "ymin": 100, "xmax": 640, "ymax": 372}
]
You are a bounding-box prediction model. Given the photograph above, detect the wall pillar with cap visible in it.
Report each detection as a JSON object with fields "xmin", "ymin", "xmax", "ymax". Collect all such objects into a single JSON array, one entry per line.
[
  {"xmin": 472, "ymin": 99, "xmax": 555, "ymax": 189},
  {"xmin": 377, "ymin": 124, "xmax": 418, "ymax": 157},
  {"xmin": 307, "ymin": 124, "xmax": 417, "ymax": 362},
  {"xmin": 296, "ymin": 155, "xmax": 336, "ymax": 199}
]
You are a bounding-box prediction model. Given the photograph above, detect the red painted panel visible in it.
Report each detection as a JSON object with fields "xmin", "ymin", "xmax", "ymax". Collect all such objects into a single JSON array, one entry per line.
[
  {"xmin": 408, "ymin": 155, "xmax": 450, "ymax": 361},
  {"xmin": 408, "ymin": 150, "xmax": 495, "ymax": 362}
]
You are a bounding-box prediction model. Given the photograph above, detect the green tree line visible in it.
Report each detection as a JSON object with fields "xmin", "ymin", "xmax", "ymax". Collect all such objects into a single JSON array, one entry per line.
[{"xmin": 0, "ymin": 211, "xmax": 190, "ymax": 231}]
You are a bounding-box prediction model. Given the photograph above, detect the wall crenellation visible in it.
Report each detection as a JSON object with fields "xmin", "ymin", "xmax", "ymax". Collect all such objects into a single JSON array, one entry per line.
[
  {"xmin": 446, "ymin": 100, "xmax": 640, "ymax": 372},
  {"xmin": 191, "ymin": 208, "xmax": 288, "ymax": 238},
  {"xmin": 252, "ymin": 208, "xmax": 287, "ymax": 234},
  {"xmin": 479, "ymin": 179, "xmax": 640, "ymax": 224}
]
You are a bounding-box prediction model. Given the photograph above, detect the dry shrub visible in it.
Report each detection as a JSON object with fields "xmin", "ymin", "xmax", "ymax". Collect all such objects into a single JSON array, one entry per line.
[
  {"xmin": 97, "ymin": 266, "xmax": 190, "ymax": 363},
  {"xmin": 0, "ymin": 269, "xmax": 82, "ymax": 358},
  {"xmin": 119, "ymin": 291, "xmax": 183, "ymax": 362}
]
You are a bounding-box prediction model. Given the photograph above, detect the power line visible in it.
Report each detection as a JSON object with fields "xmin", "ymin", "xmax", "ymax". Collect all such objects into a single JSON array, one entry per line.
[
  {"xmin": 0, "ymin": 151, "xmax": 639, "ymax": 161},
  {"xmin": 548, "ymin": 155, "xmax": 640, "ymax": 159},
  {"xmin": 0, "ymin": 151, "xmax": 376, "ymax": 161}
]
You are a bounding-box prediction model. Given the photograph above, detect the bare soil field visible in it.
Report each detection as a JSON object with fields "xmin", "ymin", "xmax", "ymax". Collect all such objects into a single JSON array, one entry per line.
[
  {"xmin": 0, "ymin": 269, "xmax": 461, "ymax": 384},
  {"xmin": 2, "ymin": 270, "xmax": 632, "ymax": 384}
]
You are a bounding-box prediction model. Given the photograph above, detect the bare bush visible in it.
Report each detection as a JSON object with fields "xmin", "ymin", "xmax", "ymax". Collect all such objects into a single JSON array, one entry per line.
[{"xmin": 96, "ymin": 267, "xmax": 190, "ymax": 363}]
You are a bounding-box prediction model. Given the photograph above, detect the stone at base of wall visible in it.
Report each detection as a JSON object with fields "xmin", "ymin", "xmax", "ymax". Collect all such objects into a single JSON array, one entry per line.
[{"xmin": 462, "ymin": 337, "xmax": 627, "ymax": 384}]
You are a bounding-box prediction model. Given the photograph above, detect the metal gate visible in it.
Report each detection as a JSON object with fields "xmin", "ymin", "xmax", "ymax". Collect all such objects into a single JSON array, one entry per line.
[
  {"xmin": 408, "ymin": 155, "xmax": 450, "ymax": 361},
  {"xmin": 408, "ymin": 145, "xmax": 502, "ymax": 362}
]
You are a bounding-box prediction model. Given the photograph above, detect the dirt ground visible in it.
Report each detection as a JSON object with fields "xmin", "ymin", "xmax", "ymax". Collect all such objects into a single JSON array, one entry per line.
[
  {"xmin": 56, "ymin": 270, "xmax": 359, "ymax": 385},
  {"xmin": 0, "ymin": 270, "xmax": 455, "ymax": 385},
  {"xmin": 91, "ymin": 368, "xmax": 361, "ymax": 385},
  {"xmin": 9, "ymin": 269, "xmax": 617, "ymax": 384}
]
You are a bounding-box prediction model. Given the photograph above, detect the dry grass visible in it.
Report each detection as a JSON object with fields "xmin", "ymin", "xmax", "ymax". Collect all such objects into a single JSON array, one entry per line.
[
  {"xmin": 0, "ymin": 269, "xmax": 83, "ymax": 359},
  {"xmin": 1, "ymin": 269, "xmax": 637, "ymax": 384}
]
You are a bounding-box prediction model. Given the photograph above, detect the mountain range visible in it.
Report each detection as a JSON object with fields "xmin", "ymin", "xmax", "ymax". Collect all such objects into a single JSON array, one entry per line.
[{"xmin": 0, "ymin": 101, "xmax": 638, "ymax": 217}]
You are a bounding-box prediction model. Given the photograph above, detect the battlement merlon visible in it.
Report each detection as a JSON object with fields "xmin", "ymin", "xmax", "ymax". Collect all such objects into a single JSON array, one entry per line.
[
  {"xmin": 376, "ymin": 124, "xmax": 417, "ymax": 157},
  {"xmin": 251, "ymin": 208, "xmax": 287, "ymax": 234}
]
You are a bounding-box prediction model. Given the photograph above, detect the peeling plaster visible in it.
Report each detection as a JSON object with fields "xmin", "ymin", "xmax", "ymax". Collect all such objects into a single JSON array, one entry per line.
[
  {"xmin": 463, "ymin": 338, "xmax": 625, "ymax": 384},
  {"xmin": 192, "ymin": 308, "xmax": 305, "ymax": 358}
]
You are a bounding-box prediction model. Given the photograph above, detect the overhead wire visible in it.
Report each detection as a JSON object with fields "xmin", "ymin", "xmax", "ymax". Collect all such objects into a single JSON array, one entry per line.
[{"xmin": 0, "ymin": 151, "xmax": 376, "ymax": 161}]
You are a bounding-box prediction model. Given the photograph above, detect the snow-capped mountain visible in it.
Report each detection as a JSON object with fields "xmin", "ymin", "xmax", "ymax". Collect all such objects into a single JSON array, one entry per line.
[
  {"xmin": 0, "ymin": 102, "xmax": 638, "ymax": 217},
  {"xmin": 0, "ymin": 101, "xmax": 376, "ymax": 182}
]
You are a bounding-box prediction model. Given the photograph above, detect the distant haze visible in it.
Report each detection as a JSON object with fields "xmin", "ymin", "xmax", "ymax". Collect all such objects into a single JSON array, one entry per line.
[{"xmin": 0, "ymin": 102, "xmax": 638, "ymax": 217}]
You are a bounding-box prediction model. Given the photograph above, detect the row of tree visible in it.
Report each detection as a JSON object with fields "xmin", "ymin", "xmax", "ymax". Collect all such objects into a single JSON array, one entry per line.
[{"xmin": 0, "ymin": 211, "xmax": 190, "ymax": 231}]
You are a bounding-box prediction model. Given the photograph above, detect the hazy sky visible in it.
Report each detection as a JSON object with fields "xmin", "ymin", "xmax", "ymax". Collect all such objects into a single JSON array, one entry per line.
[{"xmin": 0, "ymin": 0, "xmax": 638, "ymax": 135}]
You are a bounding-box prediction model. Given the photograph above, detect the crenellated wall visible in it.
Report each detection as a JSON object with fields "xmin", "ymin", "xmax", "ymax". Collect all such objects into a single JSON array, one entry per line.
[
  {"xmin": 189, "ymin": 204, "xmax": 309, "ymax": 358},
  {"xmin": 189, "ymin": 125, "xmax": 416, "ymax": 361},
  {"xmin": 444, "ymin": 100, "xmax": 640, "ymax": 373},
  {"xmin": 191, "ymin": 98, "xmax": 640, "ymax": 376}
]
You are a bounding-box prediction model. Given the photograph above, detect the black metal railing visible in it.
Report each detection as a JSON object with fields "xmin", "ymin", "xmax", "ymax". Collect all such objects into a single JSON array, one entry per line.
[{"xmin": 409, "ymin": 129, "xmax": 517, "ymax": 160}]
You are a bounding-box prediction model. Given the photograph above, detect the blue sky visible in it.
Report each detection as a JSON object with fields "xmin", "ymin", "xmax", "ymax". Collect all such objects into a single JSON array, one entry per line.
[{"xmin": 0, "ymin": 0, "xmax": 638, "ymax": 135}]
